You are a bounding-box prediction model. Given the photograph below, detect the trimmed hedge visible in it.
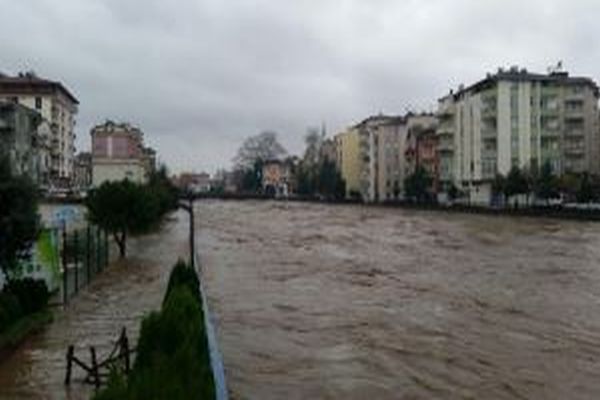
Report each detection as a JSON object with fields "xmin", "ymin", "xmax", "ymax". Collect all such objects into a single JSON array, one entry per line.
[
  {"xmin": 163, "ymin": 259, "xmax": 201, "ymax": 306},
  {"xmin": 95, "ymin": 260, "xmax": 215, "ymax": 400}
]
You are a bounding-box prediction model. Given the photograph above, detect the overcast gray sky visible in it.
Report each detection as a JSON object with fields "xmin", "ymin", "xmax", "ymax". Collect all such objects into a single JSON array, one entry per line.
[{"xmin": 1, "ymin": 0, "xmax": 599, "ymax": 173}]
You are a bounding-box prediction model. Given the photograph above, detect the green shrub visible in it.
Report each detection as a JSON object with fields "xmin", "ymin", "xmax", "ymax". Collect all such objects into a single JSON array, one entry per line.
[
  {"xmin": 163, "ymin": 259, "xmax": 201, "ymax": 306},
  {"xmin": 129, "ymin": 287, "xmax": 213, "ymax": 399},
  {"xmin": 0, "ymin": 292, "xmax": 22, "ymax": 333},
  {"xmin": 95, "ymin": 263, "xmax": 215, "ymax": 400},
  {"xmin": 6, "ymin": 278, "xmax": 49, "ymax": 314},
  {"xmin": 93, "ymin": 370, "xmax": 128, "ymax": 400}
]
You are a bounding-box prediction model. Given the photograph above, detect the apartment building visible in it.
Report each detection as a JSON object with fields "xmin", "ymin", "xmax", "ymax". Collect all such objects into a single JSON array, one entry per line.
[
  {"xmin": 91, "ymin": 121, "xmax": 150, "ymax": 187},
  {"xmin": 0, "ymin": 72, "xmax": 79, "ymax": 184},
  {"xmin": 0, "ymin": 101, "xmax": 51, "ymax": 185},
  {"xmin": 374, "ymin": 116, "xmax": 408, "ymax": 202},
  {"xmin": 405, "ymin": 115, "xmax": 439, "ymax": 192},
  {"xmin": 355, "ymin": 115, "xmax": 400, "ymax": 202},
  {"xmin": 437, "ymin": 67, "xmax": 600, "ymax": 204},
  {"xmin": 340, "ymin": 113, "xmax": 437, "ymax": 203},
  {"xmin": 73, "ymin": 152, "xmax": 92, "ymax": 191},
  {"xmin": 334, "ymin": 127, "xmax": 361, "ymax": 198}
]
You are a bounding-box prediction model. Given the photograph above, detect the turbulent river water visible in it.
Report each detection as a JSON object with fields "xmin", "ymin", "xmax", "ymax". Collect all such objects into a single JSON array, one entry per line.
[
  {"xmin": 2, "ymin": 201, "xmax": 600, "ymax": 399},
  {"xmin": 197, "ymin": 201, "xmax": 600, "ymax": 400}
]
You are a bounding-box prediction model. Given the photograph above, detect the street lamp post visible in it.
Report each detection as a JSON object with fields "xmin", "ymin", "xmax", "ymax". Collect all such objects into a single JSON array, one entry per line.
[{"xmin": 179, "ymin": 196, "xmax": 195, "ymax": 268}]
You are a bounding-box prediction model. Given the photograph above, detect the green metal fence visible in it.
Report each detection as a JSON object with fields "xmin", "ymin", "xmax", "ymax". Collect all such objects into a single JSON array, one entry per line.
[{"xmin": 59, "ymin": 224, "xmax": 110, "ymax": 305}]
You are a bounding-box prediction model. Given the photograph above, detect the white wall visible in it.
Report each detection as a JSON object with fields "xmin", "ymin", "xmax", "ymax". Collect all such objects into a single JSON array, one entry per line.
[
  {"xmin": 92, "ymin": 161, "xmax": 147, "ymax": 187},
  {"xmin": 497, "ymin": 82, "xmax": 512, "ymax": 175}
]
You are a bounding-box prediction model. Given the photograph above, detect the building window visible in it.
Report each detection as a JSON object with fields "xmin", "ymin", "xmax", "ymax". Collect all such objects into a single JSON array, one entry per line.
[{"xmin": 35, "ymin": 97, "xmax": 42, "ymax": 110}]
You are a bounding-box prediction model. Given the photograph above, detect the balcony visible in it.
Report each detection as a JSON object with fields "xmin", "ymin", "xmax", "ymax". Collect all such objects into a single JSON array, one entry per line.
[
  {"xmin": 437, "ymin": 140, "xmax": 454, "ymax": 153},
  {"xmin": 565, "ymin": 114, "xmax": 585, "ymax": 124},
  {"xmin": 481, "ymin": 128, "xmax": 497, "ymax": 139},
  {"xmin": 437, "ymin": 125, "xmax": 454, "ymax": 137},
  {"xmin": 541, "ymin": 129, "xmax": 560, "ymax": 138},
  {"xmin": 437, "ymin": 107, "xmax": 454, "ymax": 119},
  {"xmin": 481, "ymin": 105, "xmax": 497, "ymax": 119},
  {"xmin": 540, "ymin": 106, "xmax": 560, "ymax": 116},
  {"xmin": 565, "ymin": 92, "xmax": 585, "ymax": 102},
  {"xmin": 565, "ymin": 129, "xmax": 585, "ymax": 138},
  {"xmin": 564, "ymin": 147, "xmax": 585, "ymax": 157}
]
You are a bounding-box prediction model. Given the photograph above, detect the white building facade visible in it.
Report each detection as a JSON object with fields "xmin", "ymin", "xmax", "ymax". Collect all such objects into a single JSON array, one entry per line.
[
  {"xmin": 0, "ymin": 72, "xmax": 79, "ymax": 184},
  {"xmin": 91, "ymin": 121, "xmax": 150, "ymax": 187},
  {"xmin": 438, "ymin": 67, "xmax": 600, "ymax": 204}
]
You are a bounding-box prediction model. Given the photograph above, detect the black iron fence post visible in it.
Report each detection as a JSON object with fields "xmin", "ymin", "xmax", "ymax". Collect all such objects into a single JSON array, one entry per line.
[
  {"xmin": 62, "ymin": 222, "xmax": 68, "ymax": 305},
  {"xmin": 190, "ymin": 200, "xmax": 195, "ymax": 268},
  {"xmin": 74, "ymin": 230, "xmax": 79, "ymax": 294},
  {"xmin": 96, "ymin": 227, "xmax": 101, "ymax": 272},
  {"xmin": 86, "ymin": 225, "xmax": 91, "ymax": 284},
  {"xmin": 104, "ymin": 229, "xmax": 109, "ymax": 267}
]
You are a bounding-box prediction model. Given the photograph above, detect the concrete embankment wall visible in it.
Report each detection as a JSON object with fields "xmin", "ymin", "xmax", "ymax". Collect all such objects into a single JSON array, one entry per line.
[{"xmin": 193, "ymin": 194, "xmax": 600, "ymax": 222}]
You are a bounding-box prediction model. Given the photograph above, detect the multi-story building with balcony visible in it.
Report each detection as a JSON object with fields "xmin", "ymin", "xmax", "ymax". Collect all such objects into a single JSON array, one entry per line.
[
  {"xmin": 73, "ymin": 152, "xmax": 92, "ymax": 191},
  {"xmin": 336, "ymin": 113, "xmax": 437, "ymax": 202},
  {"xmin": 405, "ymin": 115, "xmax": 439, "ymax": 193},
  {"xmin": 0, "ymin": 101, "xmax": 51, "ymax": 185},
  {"xmin": 436, "ymin": 66, "xmax": 600, "ymax": 204},
  {"xmin": 0, "ymin": 72, "xmax": 79, "ymax": 185},
  {"xmin": 334, "ymin": 127, "xmax": 361, "ymax": 198}
]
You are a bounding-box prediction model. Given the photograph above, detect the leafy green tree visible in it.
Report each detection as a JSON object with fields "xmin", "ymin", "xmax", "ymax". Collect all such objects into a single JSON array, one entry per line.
[
  {"xmin": 404, "ymin": 166, "xmax": 432, "ymax": 203},
  {"xmin": 240, "ymin": 159, "xmax": 263, "ymax": 193},
  {"xmin": 505, "ymin": 166, "xmax": 529, "ymax": 207},
  {"xmin": 86, "ymin": 180, "xmax": 161, "ymax": 258},
  {"xmin": 295, "ymin": 164, "xmax": 314, "ymax": 196},
  {"xmin": 335, "ymin": 175, "xmax": 347, "ymax": 200},
  {"xmin": 0, "ymin": 158, "xmax": 39, "ymax": 277},
  {"xmin": 447, "ymin": 183, "xmax": 460, "ymax": 202},
  {"xmin": 535, "ymin": 162, "xmax": 559, "ymax": 204},
  {"xmin": 577, "ymin": 173, "xmax": 596, "ymax": 203},
  {"xmin": 491, "ymin": 173, "xmax": 506, "ymax": 199},
  {"xmin": 393, "ymin": 181, "xmax": 401, "ymax": 200},
  {"xmin": 148, "ymin": 165, "xmax": 179, "ymax": 214},
  {"xmin": 318, "ymin": 159, "xmax": 345, "ymax": 200},
  {"xmin": 558, "ymin": 173, "xmax": 580, "ymax": 201}
]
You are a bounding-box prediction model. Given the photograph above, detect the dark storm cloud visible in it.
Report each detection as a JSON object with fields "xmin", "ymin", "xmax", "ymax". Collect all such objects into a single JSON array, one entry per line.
[{"xmin": 1, "ymin": 0, "xmax": 599, "ymax": 172}]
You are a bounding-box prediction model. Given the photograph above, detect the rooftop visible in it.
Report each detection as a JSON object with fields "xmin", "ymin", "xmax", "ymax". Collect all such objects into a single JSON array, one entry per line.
[
  {"xmin": 91, "ymin": 120, "xmax": 143, "ymax": 137},
  {"xmin": 0, "ymin": 71, "xmax": 79, "ymax": 105},
  {"xmin": 446, "ymin": 66, "xmax": 599, "ymax": 99}
]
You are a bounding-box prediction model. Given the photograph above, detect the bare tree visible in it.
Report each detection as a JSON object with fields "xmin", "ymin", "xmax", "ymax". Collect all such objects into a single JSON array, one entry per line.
[
  {"xmin": 303, "ymin": 127, "xmax": 324, "ymax": 167},
  {"xmin": 233, "ymin": 131, "xmax": 287, "ymax": 170}
]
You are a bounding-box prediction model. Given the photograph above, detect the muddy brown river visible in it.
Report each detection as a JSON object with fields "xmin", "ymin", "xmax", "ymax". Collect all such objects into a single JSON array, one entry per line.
[
  {"xmin": 2, "ymin": 201, "xmax": 600, "ymax": 399},
  {"xmin": 197, "ymin": 201, "xmax": 600, "ymax": 400}
]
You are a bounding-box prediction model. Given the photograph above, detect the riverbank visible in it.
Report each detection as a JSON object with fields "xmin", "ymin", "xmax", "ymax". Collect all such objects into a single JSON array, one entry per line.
[
  {"xmin": 94, "ymin": 260, "xmax": 216, "ymax": 399},
  {"xmin": 0, "ymin": 211, "xmax": 191, "ymax": 399},
  {"xmin": 193, "ymin": 193, "xmax": 600, "ymax": 221}
]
